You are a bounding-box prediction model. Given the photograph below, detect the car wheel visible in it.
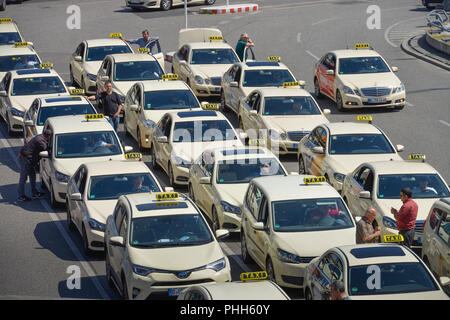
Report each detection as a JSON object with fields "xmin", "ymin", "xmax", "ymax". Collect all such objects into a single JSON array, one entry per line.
[
  {"xmin": 160, "ymin": 0, "xmax": 171, "ymax": 11},
  {"xmin": 204, "ymin": 0, "xmax": 215, "ymax": 4},
  {"xmin": 241, "ymin": 231, "xmax": 253, "ymax": 264},
  {"xmin": 212, "ymin": 206, "xmax": 219, "ymax": 232},
  {"xmin": 168, "ymin": 162, "xmax": 175, "ymax": 186},
  {"xmin": 188, "ymin": 183, "xmax": 195, "ymax": 201},
  {"xmin": 66, "ymin": 199, "xmax": 76, "ymax": 231},
  {"xmin": 82, "ymin": 225, "xmax": 93, "ymax": 255},
  {"xmin": 105, "ymin": 248, "xmax": 115, "ymax": 288},
  {"xmin": 314, "ymin": 78, "xmax": 323, "ymax": 98},
  {"xmin": 121, "ymin": 275, "xmax": 129, "ymax": 300},
  {"xmin": 336, "ymin": 91, "xmax": 345, "ymax": 112},
  {"xmin": 50, "ymin": 182, "xmax": 58, "ymax": 209},
  {"xmin": 305, "ymin": 287, "xmax": 313, "ymax": 300},
  {"xmin": 266, "ymin": 258, "xmax": 276, "ymax": 283},
  {"xmin": 0, "ymin": 0, "xmax": 6, "ymax": 11},
  {"xmin": 151, "ymin": 146, "xmax": 159, "ymax": 170},
  {"xmin": 298, "ymin": 155, "xmax": 306, "ymax": 174}
]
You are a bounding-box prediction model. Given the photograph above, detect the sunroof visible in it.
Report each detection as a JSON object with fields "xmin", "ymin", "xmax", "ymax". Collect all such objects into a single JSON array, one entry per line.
[
  {"xmin": 221, "ymin": 149, "xmax": 265, "ymax": 156},
  {"xmin": 246, "ymin": 61, "xmax": 279, "ymax": 67},
  {"xmin": 177, "ymin": 111, "xmax": 216, "ymax": 118},
  {"xmin": 16, "ymin": 69, "xmax": 51, "ymax": 75},
  {"xmin": 45, "ymin": 97, "xmax": 81, "ymax": 103},
  {"xmin": 350, "ymin": 246, "xmax": 406, "ymax": 259},
  {"xmin": 136, "ymin": 202, "xmax": 188, "ymax": 211}
]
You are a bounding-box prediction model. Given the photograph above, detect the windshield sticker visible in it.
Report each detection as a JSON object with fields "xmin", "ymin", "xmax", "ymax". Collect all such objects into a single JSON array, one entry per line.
[
  {"xmin": 379, "ymin": 194, "xmax": 384, "ymax": 198},
  {"xmin": 331, "ymin": 150, "xmax": 335, "ymax": 154},
  {"xmin": 352, "ymin": 287, "xmax": 358, "ymax": 292},
  {"xmin": 275, "ymin": 224, "xmax": 280, "ymax": 229}
]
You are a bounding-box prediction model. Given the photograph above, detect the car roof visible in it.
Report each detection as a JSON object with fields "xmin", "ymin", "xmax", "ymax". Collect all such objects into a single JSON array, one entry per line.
[
  {"xmin": 196, "ymin": 281, "xmax": 289, "ymax": 300},
  {"xmin": 10, "ymin": 68, "xmax": 60, "ymax": 78},
  {"xmin": 362, "ymin": 160, "xmax": 440, "ymax": 175},
  {"xmin": 46, "ymin": 115, "xmax": 114, "ymax": 134},
  {"xmin": 335, "ymin": 244, "xmax": 418, "ymax": 266},
  {"xmin": 0, "ymin": 21, "xmax": 19, "ymax": 33},
  {"xmin": 0, "ymin": 45, "xmax": 37, "ymax": 56},
  {"xmin": 187, "ymin": 42, "xmax": 234, "ymax": 50},
  {"xmin": 170, "ymin": 110, "xmax": 226, "ymax": 122},
  {"xmin": 242, "ymin": 61, "xmax": 290, "ymax": 70},
  {"xmin": 107, "ymin": 53, "xmax": 158, "ymax": 63},
  {"xmin": 208, "ymin": 146, "xmax": 277, "ymax": 162},
  {"xmin": 140, "ymin": 80, "xmax": 190, "ymax": 92},
  {"xmin": 323, "ymin": 122, "xmax": 382, "ymax": 135},
  {"xmin": 255, "ymin": 87, "xmax": 313, "ymax": 97},
  {"xmin": 251, "ymin": 175, "xmax": 341, "ymax": 202},
  {"xmin": 85, "ymin": 38, "xmax": 129, "ymax": 47},
  {"xmin": 83, "ymin": 160, "xmax": 159, "ymax": 179},
  {"xmin": 124, "ymin": 193, "xmax": 198, "ymax": 218},
  {"xmin": 331, "ymin": 49, "xmax": 382, "ymax": 59},
  {"xmin": 39, "ymin": 95, "xmax": 92, "ymax": 106}
]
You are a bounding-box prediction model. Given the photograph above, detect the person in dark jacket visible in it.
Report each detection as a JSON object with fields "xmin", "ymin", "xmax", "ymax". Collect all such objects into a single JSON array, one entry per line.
[{"xmin": 17, "ymin": 129, "xmax": 51, "ymax": 202}]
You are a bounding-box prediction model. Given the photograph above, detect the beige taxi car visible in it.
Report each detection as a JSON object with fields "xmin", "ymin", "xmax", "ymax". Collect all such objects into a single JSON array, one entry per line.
[
  {"xmin": 0, "ymin": 68, "xmax": 69, "ymax": 135},
  {"xmin": 297, "ymin": 116, "xmax": 404, "ymax": 191},
  {"xmin": 238, "ymin": 85, "xmax": 330, "ymax": 155},
  {"xmin": 150, "ymin": 110, "xmax": 245, "ymax": 186},
  {"xmin": 167, "ymin": 28, "xmax": 240, "ymax": 97},
  {"xmin": 341, "ymin": 156, "xmax": 450, "ymax": 248},
  {"xmin": 188, "ymin": 146, "xmax": 287, "ymax": 233},
  {"xmin": 69, "ymin": 36, "xmax": 133, "ymax": 94},
  {"xmin": 39, "ymin": 114, "xmax": 133, "ymax": 208},
  {"xmin": 0, "ymin": 19, "xmax": 27, "ymax": 46},
  {"xmin": 241, "ymin": 175, "xmax": 356, "ymax": 289},
  {"xmin": 314, "ymin": 44, "xmax": 406, "ymax": 111},
  {"xmin": 104, "ymin": 191, "xmax": 231, "ymax": 300},
  {"xmin": 0, "ymin": 43, "xmax": 41, "ymax": 81},
  {"xmin": 123, "ymin": 78, "xmax": 202, "ymax": 151}
]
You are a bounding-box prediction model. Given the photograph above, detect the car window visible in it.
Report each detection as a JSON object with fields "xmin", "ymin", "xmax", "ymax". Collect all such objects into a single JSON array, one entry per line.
[
  {"xmin": 329, "ymin": 134, "xmax": 395, "ymax": 155},
  {"xmin": 0, "ymin": 55, "xmax": 40, "ymax": 72},
  {"xmin": 234, "ymin": 66, "xmax": 242, "ymax": 82},
  {"xmin": 377, "ymin": 174, "xmax": 449, "ymax": 199},
  {"xmin": 263, "ymin": 96, "xmax": 321, "ymax": 116},
  {"xmin": 114, "ymin": 204, "xmax": 125, "ymax": 231},
  {"xmin": 163, "ymin": 118, "xmax": 172, "ymax": 137},
  {"xmin": 77, "ymin": 167, "xmax": 87, "ymax": 194},
  {"xmin": 437, "ymin": 213, "xmax": 450, "ymax": 245},
  {"xmin": 119, "ymin": 211, "xmax": 128, "ymax": 239},
  {"xmin": 55, "ymin": 130, "xmax": 121, "ymax": 158},
  {"xmin": 86, "ymin": 45, "xmax": 132, "ymax": 62},
  {"xmin": 252, "ymin": 94, "xmax": 261, "ymax": 112},
  {"xmin": 258, "ymin": 196, "xmax": 269, "ymax": 225},
  {"xmin": 248, "ymin": 185, "xmax": 263, "ymax": 219}
]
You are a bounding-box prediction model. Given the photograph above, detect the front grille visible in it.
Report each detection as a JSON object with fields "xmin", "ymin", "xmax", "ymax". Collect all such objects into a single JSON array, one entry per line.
[
  {"xmin": 415, "ymin": 220, "xmax": 425, "ymax": 234},
  {"xmin": 210, "ymin": 77, "xmax": 222, "ymax": 86},
  {"xmin": 288, "ymin": 131, "xmax": 309, "ymax": 142},
  {"xmin": 153, "ymin": 279, "xmax": 214, "ymax": 287},
  {"xmin": 361, "ymin": 87, "xmax": 392, "ymax": 97}
]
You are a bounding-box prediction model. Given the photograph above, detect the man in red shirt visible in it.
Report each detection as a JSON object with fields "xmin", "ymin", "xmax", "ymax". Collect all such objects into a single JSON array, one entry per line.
[{"xmin": 390, "ymin": 188, "xmax": 418, "ymax": 248}]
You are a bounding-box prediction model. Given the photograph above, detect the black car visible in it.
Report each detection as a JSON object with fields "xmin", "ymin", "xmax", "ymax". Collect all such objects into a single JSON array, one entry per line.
[{"xmin": 422, "ymin": 0, "xmax": 444, "ymax": 10}]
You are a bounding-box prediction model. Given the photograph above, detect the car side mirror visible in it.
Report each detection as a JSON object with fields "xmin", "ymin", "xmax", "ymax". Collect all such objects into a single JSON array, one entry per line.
[
  {"xmin": 109, "ymin": 236, "xmax": 124, "ymax": 247},
  {"xmin": 164, "ymin": 187, "xmax": 174, "ymax": 192},
  {"xmin": 249, "ymin": 110, "xmax": 257, "ymax": 115},
  {"xmin": 359, "ymin": 191, "xmax": 371, "ymax": 199},
  {"xmin": 129, "ymin": 104, "xmax": 138, "ymax": 112},
  {"xmin": 440, "ymin": 277, "xmax": 450, "ymax": 287},
  {"xmin": 39, "ymin": 151, "xmax": 49, "ymax": 158},
  {"xmin": 252, "ymin": 221, "xmax": 265, "ymax": 231},
  {"xmin": 312, "ymin": 146, "xmax": 324, "ymax": 154},
  {"xmin": 215, "ymin": 229, "xmax": 229, "ymax": 240},
  {"xmin": 179, "ymin": 59, "xmax": 187, "ymax": 64},
  {"xmin": 100, "ymin": 75, "xmax": 109, "ymax": 82},
  {"xmin": 396, "ymin": 145, "xmax": 404, "ymax": 152},
  {"xmin": 391, "ymin": 66, "xmax": 399, "ymax": 72},
  {"xmin": 156, "ymin": 136, "xmax": 168, "ymax": 143},
  {"xmin": 325, "ymin": 70, "xmax": 334, "ymax": 76},
  {"xmin": 0, "ymin": 90, "xmax": 7, "ymax": 97},
  {"xmin": 124, "ymin": 146, "xmax": 133, "ymax": 153},
  {"xmin": 230, "ymin": 81, "xmax": 238, "ymax": 88},
  {"xmin": 323, "ymin": 109, "xmax": 331, "ymax": 115},
  {"xmin": 199, "ymin": 177, "xmax": 211, "ymax": 185},
  {"xmin": 70, "ymin": 192, "xmax": 82, "ymax": 201},
  {"xmin": 239, "ymin": 132, "xmax": 248, "ymax": 140},
  {"xmin": 74, "ymin": 55, "xmax": 82, "ymax": 62}
]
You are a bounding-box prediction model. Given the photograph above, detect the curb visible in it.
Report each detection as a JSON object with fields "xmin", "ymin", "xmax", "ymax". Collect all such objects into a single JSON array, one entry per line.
[
  {"xmin": 400, "ymin": 33, "xmax": 450, "ymax": 72},
  {"xmin": 199, "ymin": 4, "xmax": 259, "ymax": 14}
]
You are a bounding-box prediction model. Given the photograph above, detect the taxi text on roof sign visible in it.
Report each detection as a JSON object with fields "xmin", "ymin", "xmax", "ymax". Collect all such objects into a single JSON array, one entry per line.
[
  {"xmin": 408, "ymin": 153, "xmax": 426, "ymax": 161},
  {"xmin": 85, "ymin": 114, "xmax": 104, "ymax": 120},
  {"xmin": 383, "ymin": 234, "xmax": 404, "ymax": 243},
  {"xmin": 356, "ymin": 115, "xmax": 373, "ymax": 122},
  {"xmin": 202, "ymin": 103, "xmax": 220, "ymax": 111},
  {"xmin": 110, "ymin": 33, "xmax": 122, "ymax": 38},
  {"xmin": 355, "ymin": 43, "xmax": 370, "ymax": 49},
  {"xmin": 70, "ymin": 88, "xmax": 85, "ymax": 95},
  {"xmin": 240, "ymin": 271, "xmax": 268, "ymax": 281},
  {"xmin": 304, "ymin": 176, "xmax": 326, "ymax": 184},
  {"xmin": 248, "ymin": 139, "xmax": 266, "ymax": 146},
  {"xmin": 40, "ymin": 63, "xmax": 53, "ymax": 69},
  {"xmin": 155, "ymin": 192, "xmax": 179, "ymax": 200},
  {"xmin": 282, "ymin": 81, "xmax": 300, "ymax": 88},
  {"xmin": 125, "ymin": 152, "xmax": 142, "ymax": 160},
  {"xmin": 14, "ymin": 42, "xmax": 29, "ymax": 48},
  {"xmin": 209, "ymin": 36, "xmax": 223, "ymax": 41},
  {"xmin": 162, "ymin": 73, "xmax": 178, "ymax": 80},
  {"xmin": 137, "ymin": 48, "xmax": 150, "ymax": 53},
  {"xmin": 0, "ymin": 18, "xmax": 13, "ymax": 23},
  {"xmin": 268, "ymin": 56, "xmax": 281, "ymax": 62}
]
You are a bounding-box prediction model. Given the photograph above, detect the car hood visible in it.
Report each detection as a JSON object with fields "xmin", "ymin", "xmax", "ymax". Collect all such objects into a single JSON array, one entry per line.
[
  {"xmin": 84, "ymin": 61, "xmax": 103, "ymax": 76},
  {"xmin": 376, "ymin": 198, "xmax": 439, "ymax": 221},
  {"xmin": 264, "ymin": 115, "xmax": 329, "ymax": 133},
  {"xmin": 10, "ymin": 93, "xmax": 65, "ymax": 112},
  {"xmin": 53, "ymin": 155, "xmax": 125, "ymax": 177},
  {"xmin": 113, "ymin": 82, "xmax": 134, "ymax": 97},
  {"xmin": 329, "ymin": 153, "xmax": 402, "ymax": 175},
  {"xmin": 86, "ymin": 199, "xmax": 117, "ymax": 224},
  {"xmin": 172, "ymin": 139, "xmax": 244, "ymax": 162},
  {"xmin": 128, "ymin": 240, "xmax": 225, "ymax": 270},
  {"xmin": 190, "ymin": 64, "xmax": 231, "ymax": 79},
  {"xmin": 215, "ymin": 183, "xmax": 249, "ymax": 206},
  {"xmin": 340, "ymin": 73, "xmax": 401, "ymax": 90},
  {"xmin": 143, "ymin": 107, "xmax": 200, "ymax": 124}
]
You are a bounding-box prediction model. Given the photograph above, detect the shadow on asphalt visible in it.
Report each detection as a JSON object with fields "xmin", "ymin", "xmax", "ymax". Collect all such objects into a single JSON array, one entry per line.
[{"xmin": 57, "ymin": 276, "xmax": 118, "ymax": 300}]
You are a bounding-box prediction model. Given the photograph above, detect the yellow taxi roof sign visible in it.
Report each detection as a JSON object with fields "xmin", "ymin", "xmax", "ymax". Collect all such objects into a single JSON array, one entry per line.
[
  {"xmin": 110, "ymin": 33, "xmax": 122, "ymax": 38},
  {"xmin": 202, "ymin": 103, "xmax": 220, "ymax": 111},
  {"xmin": 85, "ymin": 114, "xmax": 104, "ymax": 120},
  {"xmin": 137, "ymin": 47, "xmax": 150, "ymax": 53},
  {"xmin": 356, "ymin": 115, "xmax": 373, "ymax": 122},
  {"xmin": 40, "ymin": 62, "xmax": 53, "ymax": 69},
  {"xmin": 282, "ymin": 81, "xmax": 300, "ymax": 88},
  {"xmin": 156, "ymin": 202, "xmax": 180, "ymax": 207},
  {"xmin": 408, "ymin": 153, "xmax": 426, "ymax": 161},
  {"xmin": 240, "ymin": 271, "xmax": 268, "ymax": 281},
  {"xmin": 268, "ymin": 56, "xmax": 281, "ymax": 62},
  {"xmin": 248, "ymin": 139, "xmax": 266, "ymax": 146},
  {"xmin": 383, "ymin": 234, "xmax": 404, "ymax": 243},
  {"xmin": 209, "ymin": 36, "xmax": 223, "ymax": 41},
  {"xmin": 14, "ymin": 42, "xmax": 29, "ymax": 48},
  {"xmin": 355, "ymin": 43, "xmax": 371, "ymax": 50},
  {"xmin": 125, "ymin": 152, "xmax": 142, "ymax": 160},
  {"xmin": 162, "ymin": 73, "xmax": 178, "ymax": 80},
  {"xmin": 0, "ymin": 18, "xmax": 13, "ymax": 23},
  {"xmin": 155, "ymin": 192, "xmax": 179, "ymax": 201},
  {"xmin": 304, "ymin": 176, "xmax": 326, "ymax": 184},
  {"xmin": 70, "ymin": 88, "xmax": 85, "ymax": 95}
]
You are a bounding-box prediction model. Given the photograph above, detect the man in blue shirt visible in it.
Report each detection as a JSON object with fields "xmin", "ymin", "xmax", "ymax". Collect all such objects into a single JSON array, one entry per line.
[
  {"xmin": 235, "ymin": 33, "xmax": 254, "ymax": 62},
  {"xmin": 121, "ymin": 29, "xmax": 160, "ymax": 53}
]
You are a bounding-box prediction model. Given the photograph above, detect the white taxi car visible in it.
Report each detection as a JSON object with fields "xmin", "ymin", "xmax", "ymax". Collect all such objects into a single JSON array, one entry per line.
[
  {"xmin": 341, "ymin": 156, "xmax": 450, "ymax": 248},
  {"xmin": 39, "ymin": 114, "xmax": 133, "ymax": 208},
  {"xmin": 0, "ymin": 19, "xmax": 26, "ymax": 46},
  {"xmin": 241, "ymin": 175, "xmax": 356, "ymax": 288},
  {"xmin": 221, "ymin": 58, "xmax": 299, "ymax": 114},
  {"xmin": 297, "ymin": 116, "xmax": 404, "ymax": 191},
  {"xmin": 66, "ymin": 156, "xmax": 165, "ymax": 254},
  {"xmin": 314, "ymin": 44, "xmax": 406, "ymax": 111},
  {"xmin": 104, "ymin": 191, "xmax": 231, "ymax": 300},
  {"xmin": 123, "ymin": 77, "xmax": 202, "ymax": 151},
  {"xmin": 304, "ymin": 243, "xmax": 450, "ymax": 300},
  {"xmin": 69, "ymin": 36, "xmax": 133, "ymax": 94},
  {"xmin": 0, "ymin": 68, "xmax": 69, "ymax": 135},
  {"xmin": 151, "ymin": 110, "xmax": 245, "ymax": 186},
  {"xmin": 95, "ymin": 53, "xmax": 164, "ymax": 108},
  {"xmin": 422, "ymin": 198, "xmax": 450, "ymax": 292},
  {"xmin": 178, "ymin": 271, "xmax": 290, "ymax": 300},
  {"xmin": 168, "ymin": 28, "xmax": 240, "ymax": 98},
  {"xmin": 23, "ymin": 91, "xmax": 96, "ymax": 144},
  {"xmin": 238, "ymin": 85, "xmax": 330, "ymax": 155},
  {"xmin": 0, "ymin": 43, "xmax": 41, "ymax": 81},
  {"xmin": 188, "ymin": 146, "xmax": 288, "ymax": 233},
  {"xmin": 126, "ymin": 0, "xmax": 216, "ymax": 11}
]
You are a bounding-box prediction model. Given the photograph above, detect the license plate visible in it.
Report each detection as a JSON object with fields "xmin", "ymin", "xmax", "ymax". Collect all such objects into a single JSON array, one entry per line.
[
  {"xmin": 168, "ymin": 287, "xmax": 185, "ymax": 296},
  {"xmin": 367, "ymin": 97, "xmax": 387, "ymax": 103}
]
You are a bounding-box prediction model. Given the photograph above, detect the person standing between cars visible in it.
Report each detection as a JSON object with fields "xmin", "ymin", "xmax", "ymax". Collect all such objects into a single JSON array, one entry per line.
[
  {"xmin": 390, "ymin": 188, "xmax": 418, "ymax": 248},
  {"xmin": 17, "ymin": 130, "xmax": 51, "ymax": 202},
  {"xmin": 87, "ymin": 81, "xmax": 122, "ymax": 133},
  {"xmin": 121, "ymin": 29, "xmax": 160, "ymax": 53},
  {"xmin": 356, "ymin": 207, "xmax": 381, "ymax": 244},
  {"xmin": 330, "ymin": 280, "xmax": 350, "ymax": 300},
  {"xmin": 235, "ymin": 33, "xmax": 254, "ymax": 62}
]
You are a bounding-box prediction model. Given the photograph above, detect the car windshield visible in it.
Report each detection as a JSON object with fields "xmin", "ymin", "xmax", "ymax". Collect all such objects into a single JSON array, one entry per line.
[
  {"xmin": 191, "ymin": 49, "xmax": 239, "ymax": 64},
  {"xmin": 378, "ymin": 174, "xmax": 449, "ymax": 199},
  {"xmin": 0, "ymin": 55, "xmax": 40, "ymax": 71},
  {"xmin": 0, "ymin": 32, "xmax": 22, "ymax": 45},
  {"xmin": 55, "ymin": 131, "xmax": 121, "ymax": 158},
  {"xmin": 114, "ymin": 61, "xmax": 163, "ymax": 81},
  {"xmin": 144, "ymin": 90, "xmax": 200, "ymax": 110},
  {"xmin": 37, "ymin": 104, "xmax": 96, "ymax": 126},
  {"xmin": 339, "ymin": 57, "xmax": 390, "ymax": 75},
  {"xmin": 173, "ymin": 120, "xmax": 237, "ymax": 142},
  {"xmin": 349, "ymin": 262, "xmax": 439, "ymax": 296},
  {"xmin": 12, "ymin": 76, "xmax": 66, "ymax": 96},
  {"xmin": 243, "ymin": 69, "xmax": 295, "ymax": 87},
  {"xmin": 86, "ymin": 45, "xmax": 132, "ymax": 61},
  {"xmin": 329, "ymin": 134, "xmax": 395, "ymax": 154},
  {"xmin": 130, "ymin": 214, "xmax": 213, "ymax": 248},
  {"xmin": 272, "ymin": 198, "xmax": 354, "ymax": 232},
  {"xmin": 263, "ymin": 96, "xmax": 321, "ymax": 115},
  {"xmin": 217, "ymin": 158, "xmax": 285, "ymax": 184},
  {"xmin": 88, "ymin": 173, "xmax": 160, "ymax": 200}
]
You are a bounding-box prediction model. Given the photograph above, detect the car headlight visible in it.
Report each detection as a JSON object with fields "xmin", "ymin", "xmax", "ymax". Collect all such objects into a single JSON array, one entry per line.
[
  {"xmin": 86, "ymin": 73, "xmax": 97, "ymax": 81},
  {"xmin": 173, "ymin": 155, "xmax": 191, "ymax": 168},
  {"xmin": 55, "ymin": 170, "xmax": 70, "ymax": 183},
  {"xmin": 132, "ymin": 264, "xmax": 156, "ymax": 277},
  {"xmin": 383, "ymin": 216, "xmax": 397, "ymax": 229},
  {"xmin": 205, "ymin": 78, "xmax": 211, "ymax": 85},
  {"xmin": 88, "ymin": 218, "xmax": 106, "ymax": 232},
  {"xmin": 9, "ymin": 107, "xmax": 25, "ymax": 118},
  {"xmin": 343, "ymin": 86, "xmax": 355, "ymax": 95},
  {"xmin": 354, "ymin": 88, "xmax": 361, "ymax": 96},
  {"xmin": 392, "ymin": 83, "xmax": 405, "ymax": 94},
  {"xmin": 194, "ymin": 75, "xmax": 204, "ymax": 85},
  {"xmin": 333, "ymin": 172, "xmax": 346, "ymax": 182},
  {"xmin": 142, "ymin": 119, "xmax": 155, "ymax": 128},
  {"xmin": 277, "ymin": 248, "xmax": 301, "ymax": 264},
  {"xmin": 205, "ymin": 258, "xmax": 226, "ymax": 272},
  {"xmin": 220, "ymin": 201, "xmax": 241, "ymax": 215}
]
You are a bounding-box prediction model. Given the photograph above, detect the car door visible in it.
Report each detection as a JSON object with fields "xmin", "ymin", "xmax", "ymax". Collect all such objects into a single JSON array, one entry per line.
[
  {"xmin": 229, "ymin": 65, "xmax": 243, "ymax": 113},
  {"xmin": 131, "ymin": 86, "xmax": 142, "ymax": 139},
  {"xmin": 197, "ymin": 154, "xmax": 215, "ymax": 218},
  {"xmin": 302, "ymin": 127, "xmax": 324, "ymax": 175},
  {"xmin": 243, "ymin": 184, "xmax": 265, "ymax": 267},
  {"xmin": 153, "ymin": 115, "xmax": 170, "ymax": 171},
  {"xmin": 317, "ymin": 53, "xmax": 336, "ymax": 99},
  {"xmin": 255, "ymin": 195, "xmax": 270, "ymax": 266},
  {"xmin": 239, "ymin": 91, "xmax": 257, "ymax": 131},
  {"xmin": 124, "ymin": 85, "xmax": 136, "ymax": 137},
  {"xmin": 434, "ymin": 210, "xmax": 450, "ymax": 277},
  {"xmin": 72, "ymin": 43, "xmax": 85, "ymax": 84},
  {"xmin": 40, "ymin": 125, "xmax": 53, "ymax": 188},
  {"xmin": 175, "ymin": 45, "xmax": 190, "ymax": 82},
  {"xmin": 24, "ymin": 99, "xmax": 39, "ymax": 143},
  {"xmin": 249, "ymin": 93, "xmax": 263, "ymax": 131},
  {"xmin": 73, "ymin": 167, "xmax": 88, "ymax": 230},
  {"xmin": 160, "ymin": 117, "xmax": 173, "ymax": 174},
  {"xmin": 146, "ymin": 39, "xmax": 164, "ymax": 70},
  {"xmin": 347, "ymin": 166, "xmax": 373, "ymax": 216},
  {"xmin": 109, "ymin": 204, "xmax": 127, "ymax": 279},
  {"xmin": 97, "ymin": 58, "xmax": 110, "ymax": 89},
  {"xmin": 222, "ymin": 65, "xmax": 235, "ymax": 107},
  {"xmin": 0, "ymin": 73, "xmax": 11, "ymax": 119},
  {"xmin": 311, "ymin": 252, "xmax": 342, "ymax": 300}
]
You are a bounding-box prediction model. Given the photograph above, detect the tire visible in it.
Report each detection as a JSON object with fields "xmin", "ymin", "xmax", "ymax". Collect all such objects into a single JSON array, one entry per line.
[
  {"xmin": 66, "ymin": 199, "xmax": 76, "ymax": 231},
  {"xmin": 305, "ymin": 287, "xmax": 313, "ymax": 300},
  {"xmin": 204, "ymin": 0, "xmax": 215, "ymax": 4},
  {"xmin": 160, "ymin": 0, "xmax": 171, "ymax": 11},
  {"xmin": 121, "ymin": 275, "xmax": 129, "ymax": 300},
  {"xmin": 105, "ymin": 248, "xmax": 115, "ymax": 288},
  {"xmin": 298, "ymin": 155, "xmax": 306, "ymax": 174},
  {"xmin": 241, "ymin": 231, "xmax": 253, "ymax": 264},
  {"xmin": 0, "ymin": 0, "xmax": 6, "ymax": 12},
  {"xmin": 151, "ymin": 146, "xmax": 159, "ymax": 170},
  {"xmin": 314, "ymin": 78, "xmax": 323, "ymax": 99},
  {"xmin": 335, "ymin": 90, "xmax": 345, "ymax": 112},
  {"xmin": 82, "ymin": 225, "xmax": 93, "ymax": 255},
  {"xmin": 266, "ymin": 258, "xmax": 276, "ymax": 283},
  {"xmin": 211, "ymin": 206, "xmax": 219, "ymax": 232}
]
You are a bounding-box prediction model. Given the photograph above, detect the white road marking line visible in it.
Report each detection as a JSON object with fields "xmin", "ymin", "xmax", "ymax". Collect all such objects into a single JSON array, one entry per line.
[
  {"xmin": 219, "ymin": 241, "xmax": 252, "ymax": 273},
  {"xmin": 311, "ymin": 17, "xmax": 337, "ymax": 26},
  {"xmin": 384, "ymin": 17, "xmax": 423, "ymax": 48},
  {"xmin": 305, "ymin": 50, "xmax": 320, "ymax": 61},
  {"xmin": 0, "ymin": 130, "xmax": 111, "ymax": 300},
  {"xmin": 439, "ymin": 120, "xmax": 450, "ymax": 127}
]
